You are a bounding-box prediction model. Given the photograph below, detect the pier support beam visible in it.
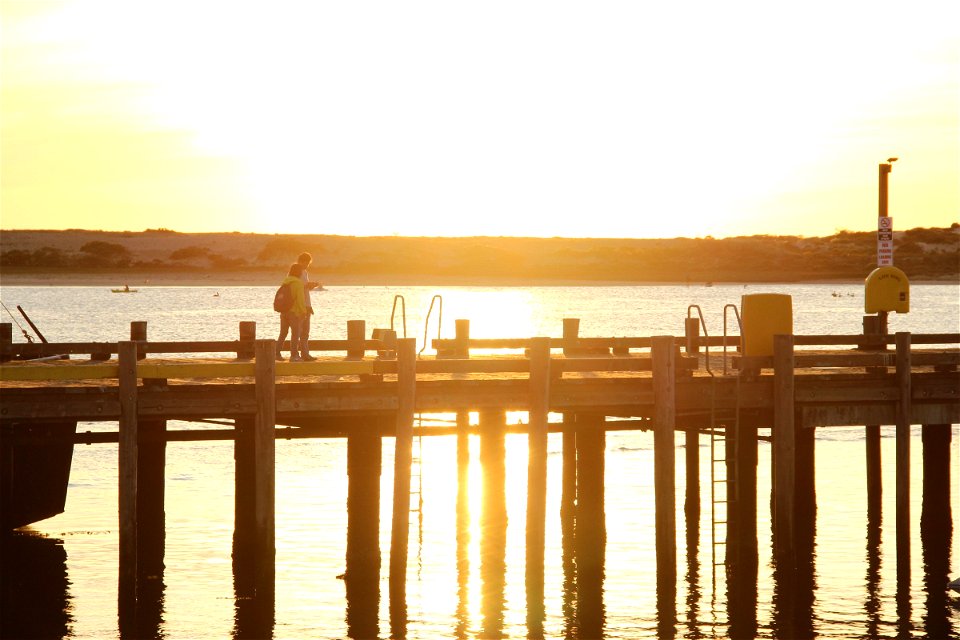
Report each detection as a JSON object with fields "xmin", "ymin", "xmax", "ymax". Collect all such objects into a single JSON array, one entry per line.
[
  {"xmin": 773, "ymin": 334, "xmax": 796, "ymax": 561},
  {"xmin": 118, "ymin": 341, "xmax": 140, "ymax": 622},
  {"xmin": 894, "ymin": 333, "xmax": 911, "ymax": 577},
  {"xmin": 479, "ymin": 408, "xmax": 507, "ymax": 639},
  {"xmin": 575, "ymin": 413, "xmax": 605, "ymax": 638},
  {"xmin": 346, "ymin": 423, "xmax": 383, "ymax": 640},
  {"xmin": 526, "ymin": 337, "xmax": 551, "ymax": 635},
  {"xmin": 455, "ymin": 410, "xmax": 471, "ymax": 636},
  {"xmin": 253, "ymin": 341, "xmax": 276, "ymax": 594},
  {"xmin": 921, "ymin": 423, "xmax": 953, "ymax": 639},
  {"xmin": 651, "ymin": 336, "xmax": 677, "ymax": 635},
  {"xmin": 863, "ymin": 313, "xmax": 887, "ymax": 519},
  {"xmin": 389, "ymin": 337, "xmax": 416, "ymax": 629}
]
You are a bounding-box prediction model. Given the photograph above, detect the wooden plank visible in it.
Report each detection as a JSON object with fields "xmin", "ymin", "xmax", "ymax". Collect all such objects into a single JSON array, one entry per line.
[
  {"xmin": 253, "ymin": 340, "xmax": 276, "ymax": 593},
  {"xmin": 117, "ymin": 341, "xmax": 139, "ymax": 611},
  {"xmin": 651, "ymin": 336, "xmax": 676, "ymax": 589},
  {"xmin": 389, "ymin": 338, "xmax": 417, "ymax": 595},
  {"xmin": 773, "ymin": 334, "xmax": 796, "ymax": 559}
]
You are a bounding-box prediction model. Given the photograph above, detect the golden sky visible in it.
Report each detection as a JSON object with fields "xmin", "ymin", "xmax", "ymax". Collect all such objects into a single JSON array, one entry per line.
[{"xmin": 1, "ymin": 1, "xmax": 957, "ymax": 238}]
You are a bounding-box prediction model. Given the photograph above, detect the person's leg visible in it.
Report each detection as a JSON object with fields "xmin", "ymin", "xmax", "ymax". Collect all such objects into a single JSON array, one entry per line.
[
  {"xmin": 289, "ymin": 314, "xmax": 303, "ymax": 361},
  {"xmin": 300, "ymin": 306, "xmax": 313, "ymax": 359},
  {"xmin": 276, "ymin": 312, "xmax": 290, "ymax": 359}
]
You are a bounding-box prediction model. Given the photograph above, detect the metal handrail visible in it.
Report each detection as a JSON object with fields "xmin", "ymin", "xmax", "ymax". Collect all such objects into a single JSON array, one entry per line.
[
  {"xmin": 418, "ymin": 295, "xmax": 443, "ymax": 357},
  {"xmin": 722, "ymin": 304, "xmax": 742, "ymax": 376},
  {"xmin": 391, "ymin": 295, "xmax": 407, "ymax": 338},
  {"xmin": 687, "ymin": 304, "xmax": 714, "ymax": 377}
]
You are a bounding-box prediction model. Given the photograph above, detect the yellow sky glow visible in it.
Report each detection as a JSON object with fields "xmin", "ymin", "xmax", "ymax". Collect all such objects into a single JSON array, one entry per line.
[{"xmin": 1, "ymin": 1, "xmax": 957, "ymax": 238}]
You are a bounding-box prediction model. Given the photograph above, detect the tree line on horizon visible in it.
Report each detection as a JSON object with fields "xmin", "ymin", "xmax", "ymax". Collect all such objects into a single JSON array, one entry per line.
[{"xmin": 2, "ymin": 225, "xmax": 958, "ymax": 282}]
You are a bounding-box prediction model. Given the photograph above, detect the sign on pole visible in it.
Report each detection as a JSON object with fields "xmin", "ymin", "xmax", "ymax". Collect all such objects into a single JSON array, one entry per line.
[{"xmin": 877, "ymin": 216, "xmax": 893, "ymax": 266}]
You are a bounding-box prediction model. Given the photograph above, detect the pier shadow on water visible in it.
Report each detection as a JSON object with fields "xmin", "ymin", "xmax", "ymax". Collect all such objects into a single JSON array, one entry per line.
[{"xmin": 0, "ymin": 530, "xmax": 72, "ymax": 639}]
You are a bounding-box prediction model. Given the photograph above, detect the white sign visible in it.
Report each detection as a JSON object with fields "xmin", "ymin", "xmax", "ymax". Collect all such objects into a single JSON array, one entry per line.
[{"xmin": 877, "ymin": 216, "xmax": 894, "ymax": 266}]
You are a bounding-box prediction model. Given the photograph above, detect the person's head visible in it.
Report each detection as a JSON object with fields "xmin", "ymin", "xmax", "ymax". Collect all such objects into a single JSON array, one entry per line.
[
  {"xmin": 298, "ymin": 252, "xmax": 313, "ymax": 268},
  {"xmin": 289, "ymin": 263, "xmax": 304, "ymax": 277}
]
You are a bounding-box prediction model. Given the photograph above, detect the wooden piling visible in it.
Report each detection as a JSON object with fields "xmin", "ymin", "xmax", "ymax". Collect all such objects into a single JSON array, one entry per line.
[
  {"xmin": 773, "ymin": 334, "xmax": 796, "ymax": 560},
  {"xmin": 389, "ymin": 338, "xmax": 416, "ymax": 594},
  {"xmin": 347, "ymin": 320, "xmax": 366, "ymax": 359},
  {"xmin": 253, "ymin": 340, "xmax": 276, "ymax": 593},
  {"xmin": 233, "ymin": 416, "xmax": 256, "ymax": 588},
  {"xmin": 237, "ymin": 321, "xmax": 256, "ymax": 359},
  {"xmin": 562, "ymin": 318, "xmax": 580, "ymax": 356},
  {"xmin": 685, "ymin": 317, "xmax": 701, "ymax": 355},
  {"xmin": 137, "ymin": 417, "xmax": 166, "ymax": 578},
  {"xmin": 920, "ymin": 423, "xmax": 953, "ymax": 640},
  {"xmin": 0, "ymin": 323, "xmax": 11, "ymax": 362},
  {"xmin": 118, "ymin": 341, "xmax": 139, "ymax": 613},
  {"xmin": 526, "ymin": 337, "xmax": 550, "ymax": 623},
  {"xmin": 651, "ymin": 336, "xmax": 677, "ymax": 589},
  {"xmin": 346, "ymin": 424, "xmax": 382, "ymax": 640},
  {"xmin": 863, "ymin": 314, "xmax": 885, "ymax": 514},
  {"xmin": 575, "ymin": 413, "xmax": 605, "ymax": 638},
  {"xmin": 685, "ymin": 417, "xmax": 700, "ymax": 519},
  {"xmin": 561, "ymin": 412, "xmax": 576, "ymax": 521},
  {"xmin": 895, "ymin": 332, "xmax": 911, "ymax": 576},
  {"xmin": 479, "ymin": 408, "xmax": 507, "ymax": 640},
  {"xmin": 455, "ymin": 319, "xmax": 470, "ymax": 358},
  {"xmin": 130, "ymin": 321, "xmax": 147, "ymax": 360}
]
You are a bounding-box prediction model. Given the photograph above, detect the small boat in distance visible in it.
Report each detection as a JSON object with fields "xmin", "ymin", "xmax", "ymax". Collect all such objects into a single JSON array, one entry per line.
[{"xmin": 111, "ymin": 285, "xmax": 138, "ymax": 293}]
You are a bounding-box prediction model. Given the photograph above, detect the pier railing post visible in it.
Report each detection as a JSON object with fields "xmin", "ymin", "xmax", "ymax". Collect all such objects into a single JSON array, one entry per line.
[
  {"xmin": 526, "ymin": 337, "xmax": 551, "ymax": 629},
  {"xmin": 389, "ymin": 338, "xmax": 417, "ymax": 602},
  {"xmin": 347, "ymin": 320, "xmax": 366, "ymax": 359},
  {"xmin": 895, "ymin": 332, "xmax": 911, "ymax": 578},
  {"xmin": 238, "ymin": 321, "xmax": 256, "ymax": 359},
  {"xmin": 685, "ymin": 317, "xmax": 700, "ymax": 355},
  {"xmin": 563, "ymin": 318, "xmax": 580, "ymax": 356},
  {"xmin": 773, "ymin": 333, "xmax": 796, "ymax": 561},
  {"xmin": 455, "ymin": 319, "xmax": 470, "ymax": 358},
  {"xmin": 118, "ymin": 341, "xmax": 140, "ymax": 618},
  {"xmin": 651, "ymin": 335, "xmax": 677, "ymax": 618},
  {"xmin": 253, "ymin": 340, "xmax": 276, "ymax": 595},
  {"xmin": 130, "ymin": 321, "xmax": 147, "ymax": 360}
]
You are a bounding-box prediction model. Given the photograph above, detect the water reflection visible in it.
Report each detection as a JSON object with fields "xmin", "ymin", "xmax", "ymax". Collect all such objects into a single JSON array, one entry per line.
[
  {"xmin": 864, "ymin": 483, "xmax": 883, "ymax": 640},
  {"xmin": 684, "ymin": 477, "xmax": 703, "ymax": 640},
  {"xmin": 0, "ymin": 530, "xmax": 73, "ymax": 639},
  {"xmin": 479, "ymin": 413, "xmax": 507, "ymax": 639},
  {"xmin": 455, "ymin": 413, "xmax": 471, "ymax": 639}
]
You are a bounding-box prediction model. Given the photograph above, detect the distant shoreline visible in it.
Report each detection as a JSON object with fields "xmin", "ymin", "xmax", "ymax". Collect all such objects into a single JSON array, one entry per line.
[{"xmin": 3, "ymin": 269, "xmax": 953, "ymax": 288}]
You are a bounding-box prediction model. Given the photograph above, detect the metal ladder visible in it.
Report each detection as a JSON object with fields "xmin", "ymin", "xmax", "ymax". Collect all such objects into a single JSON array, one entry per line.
[
  {"xmin": 687, "ymin": 304, "xmax": 730, "ymax": 583},
  {"xmin": 710, "ymin": 303, "xmax": 743, "ymax": 585}
]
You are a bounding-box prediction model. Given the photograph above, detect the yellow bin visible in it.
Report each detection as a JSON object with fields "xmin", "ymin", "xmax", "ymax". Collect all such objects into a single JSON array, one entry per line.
[{"xmin": 740, "ymin": 293, "xmax": 793, "ymax": 357}]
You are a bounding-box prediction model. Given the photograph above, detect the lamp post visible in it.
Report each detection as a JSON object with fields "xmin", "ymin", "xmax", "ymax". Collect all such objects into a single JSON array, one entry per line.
[
  {"xmin": 878, "ymin": 157, "xmax": 897, "ymax": 219},
  {"xmin": 874, "ymin": 157, "xmax": 898, "ymax": 334}
]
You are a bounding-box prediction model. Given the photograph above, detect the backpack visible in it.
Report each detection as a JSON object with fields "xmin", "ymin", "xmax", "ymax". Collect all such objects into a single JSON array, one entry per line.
[{"xmin": 273, "ymin": 283, "xmax": 293, "ymax": 312}]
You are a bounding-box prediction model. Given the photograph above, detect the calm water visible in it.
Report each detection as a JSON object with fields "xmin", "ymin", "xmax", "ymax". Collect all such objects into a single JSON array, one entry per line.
[{"xmin": 1, "ymin": 283, "xmax": 958, "ymax": 639}]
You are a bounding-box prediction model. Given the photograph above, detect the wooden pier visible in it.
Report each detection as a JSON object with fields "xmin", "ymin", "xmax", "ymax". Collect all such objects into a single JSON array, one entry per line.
[{"xmin": 1, "ymin": 317, "xmax": 958, "ymax": 632}]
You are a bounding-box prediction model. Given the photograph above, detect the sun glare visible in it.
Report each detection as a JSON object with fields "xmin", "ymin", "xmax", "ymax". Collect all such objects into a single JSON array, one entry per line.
[{"xmin": 3, "ymin": 1, "xmax": 957, "ymax": 236}]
